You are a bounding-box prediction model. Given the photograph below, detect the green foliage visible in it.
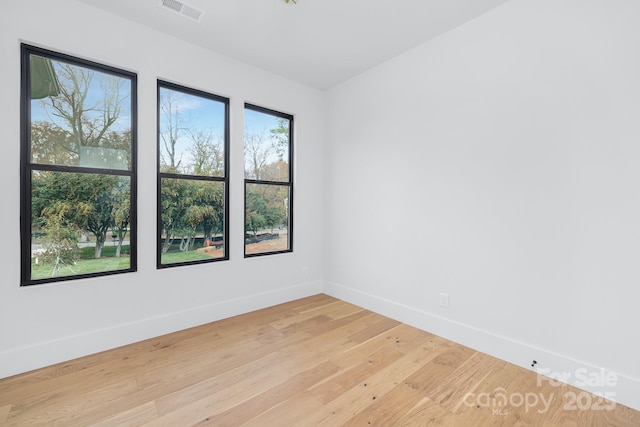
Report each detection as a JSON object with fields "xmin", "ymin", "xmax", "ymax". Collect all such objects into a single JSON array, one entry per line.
[
  {"xmin": 32, "ymin": 171, "xmax": 126, "ymax": 262},
  {"xmin": 112, "ymin": 179, "xmax": 131, "ymax": 257},
  {"xmin": 246, "ymin": 211, "xmax": 266, "ymax": 237},
  {"xmin": 160, "ymin": 179, "xmax": 224, "ymax": 255},
  {"xmin": 269, "ymin": 117, "xmax": 290, "ymax": 161},
  {"xmin": 37, "ymin": 201, "xmax": 81, "ymax": 276},
  {"xmin": 245, "ymin": 183, "xmax": 288, "ymax": 236}
]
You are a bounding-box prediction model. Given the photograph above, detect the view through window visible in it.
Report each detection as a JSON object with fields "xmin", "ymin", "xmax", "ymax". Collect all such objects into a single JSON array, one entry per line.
[
  {"xmin": 157, "ymin": 81, "xmax": 229, "ymax": 267},
  {"xmin": 244, "ymin": 104, "xmax": 293, "ymax": 256},
  {"xmin": 21, "ymin": 44, "xmax": 137, "ymax": 285}
]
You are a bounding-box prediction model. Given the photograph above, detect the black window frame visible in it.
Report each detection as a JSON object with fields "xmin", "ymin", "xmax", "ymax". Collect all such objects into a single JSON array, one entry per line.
[
  {"xmin": 244, "ymin": 103, "xmax": 294, "ymax": 258},
  {"xmin": 156, "ymin": 80, "xmax": 230, "ymax": 268},
  {"xmin": 20, "ymin": 44, "xmax": 138, "ymax": 286}
]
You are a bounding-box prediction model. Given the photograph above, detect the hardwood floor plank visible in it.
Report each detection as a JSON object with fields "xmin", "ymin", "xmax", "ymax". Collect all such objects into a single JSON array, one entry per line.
[
  {"xmin": 430, "ymin": 350, "xmax": 501, "ymax": 411},
  {"xmin": 329, "ymin": 324, "xmax": 434, "ymax": 369},
  {"xmin": 4, "ymin": 375, "xmax": 138, "ymax": 426},
  {"xmin": 202, "ymin": 360, "xmax": 340, "ymax": 426},
  {"xmin": 135, "ymin": 326, "xmax": 287, "ymax": 390},
  {"xmin": 0, "ymin": 404, "xmax": 10, "ymax": 424},
  {"xmin": 0, "ymin": 294, "xmax": 637, "ymax": 426},
  {"xmin": 240, "ymin": 391, "xmax": 327, "ymax": 427},
  {"xmin": 340, "ymin": 381, "xmax": 426, "ymax": 427},
  {"xmin": 277, "ymin": 312, "xmax": 386, "ymax": 362},
  {"xmin": 304, "ymin": 340, "xmax": 450, "ymax": 426},
  {"xmin": 396, "ymin": 396, "xmax": 453, "ymax": 426},
  {"xmin": 308, "ymin": 346, "xmax": 405, "ymax": 404},
  {"xmin": 346, "ymin": 316, "xmax": 402, "ymax": 344},
  {"xmin": 270, "ymin": 300, "xmax": 363, "ymax": 329},
  {"xmin": 403, "ymin": 345, "xmax": 477, "ymax": 398},
  {"xmin": 88, "ymin": 401, "xmax": 159, "ymax": 427},
  {"xmin": 151, "ymin": 351, "xmax": 286, "ymax": 416},
  {"xmin": 0, "ymin": 354, "xmax": 141, "ymax": 407}
]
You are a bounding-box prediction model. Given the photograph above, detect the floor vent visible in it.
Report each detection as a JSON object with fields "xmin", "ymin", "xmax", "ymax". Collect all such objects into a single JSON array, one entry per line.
[{"xmin": 160, "ymin": 0, "xmax": 203, "ymax": 22}]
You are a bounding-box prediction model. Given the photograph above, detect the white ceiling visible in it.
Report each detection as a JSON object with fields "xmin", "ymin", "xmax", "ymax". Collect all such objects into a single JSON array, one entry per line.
[{"xmin": 79, "ymin": 0, "xmax": 510, "ymax": 90}]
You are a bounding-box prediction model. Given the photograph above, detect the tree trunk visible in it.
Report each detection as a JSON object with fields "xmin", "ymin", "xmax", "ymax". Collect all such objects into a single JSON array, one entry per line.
[{"xmin": 94, "ymin": 239, "xmax": 104, "ymax": 258}]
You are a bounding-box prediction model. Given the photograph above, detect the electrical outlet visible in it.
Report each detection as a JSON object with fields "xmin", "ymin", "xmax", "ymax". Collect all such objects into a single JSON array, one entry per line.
[{"xmin": 439, "ymin": 292, "xmax": 449, "ymax": 308}]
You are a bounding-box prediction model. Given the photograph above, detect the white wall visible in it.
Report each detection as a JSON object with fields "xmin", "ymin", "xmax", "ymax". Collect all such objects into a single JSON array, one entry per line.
[
  {"xmin": 0, "ymin": 0, "xmax": 324, "ymax": 378},
  {"xmin": 325, "ymin": 0, "xmax": 640, "ymax": 411}
]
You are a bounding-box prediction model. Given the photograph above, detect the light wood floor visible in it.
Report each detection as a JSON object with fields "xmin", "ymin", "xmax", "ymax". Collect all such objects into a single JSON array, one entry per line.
[{"xmin": 0, "ymin": 294, "xmax": 637, "ymax": 426}]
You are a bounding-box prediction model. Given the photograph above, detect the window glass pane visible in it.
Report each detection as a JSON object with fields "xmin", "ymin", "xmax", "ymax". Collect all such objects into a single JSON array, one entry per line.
[
  {"xmin": 244, "ymin": 109, "xmax": 289, "ymax": 182},
  {"xmin": 160, "ymin": 178, "xmax": 225, "ymax": 265},
  {"xmin": 245, "ymin": 183, "xmax": 290, "ymax": 254},
  {"xmin": 22, "ymin": 45, "xmax": 137, "ymax": 286},
  {"xmin": 29, "ymin": 54, "xmax": 132, "ymax": 170},
  {"xmin": 159, "ymin": 87, "xmax": 226, "ymax": 177},
  {"xmin": 30, "ymin": 171, "xmax": 131, "ymax": 279}
]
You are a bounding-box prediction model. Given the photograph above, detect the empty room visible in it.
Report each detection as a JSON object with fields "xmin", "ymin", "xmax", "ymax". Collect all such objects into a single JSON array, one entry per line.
[{"xmin": 1, "ymin": 0, "xmax": 639, "ymax": 425}]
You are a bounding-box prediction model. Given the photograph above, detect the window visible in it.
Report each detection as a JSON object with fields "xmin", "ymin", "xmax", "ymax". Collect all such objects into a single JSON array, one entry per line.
[
  {"xmin": 20, "ymin": 44, "xmax": 137, "ymax": 285},
  {"xmin": 244, "ymin": 104, "xmax": 293, "ymax": 256},
  {"xmin": 157, "ymin": 81, "xmax": 229, "ymax": 267}
]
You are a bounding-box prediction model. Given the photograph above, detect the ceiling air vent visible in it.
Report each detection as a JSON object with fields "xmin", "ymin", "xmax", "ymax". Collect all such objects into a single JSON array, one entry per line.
[{"xmin": 160, "ymin": 0, "xmax": 203, "ymax": 22}]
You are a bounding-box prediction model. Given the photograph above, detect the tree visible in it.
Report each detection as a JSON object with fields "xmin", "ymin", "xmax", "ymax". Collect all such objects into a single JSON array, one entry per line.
[
  {"xmin": 159, "ymin": 89, "xmax": 187, "ymax": 171},
  {"xmin": 269, "ymin": 117, "xmax": 290, "ymax": 161},
  {"xmin": 246, "ymin": 211, "xmax": 266, "ymax": 238},
  {"xmin": 192, "ymin": 181, "xmax": 224, "ymax": 244},
  {"xmin": 30, "ymin": 121, "xmax": 77, "ymax": 165},
  {"xmin": 38, "ymin": 201, "xmax": 83, "ymax": 276},
  {"xmin": 162, "ymin": 180, "xmax": 224, "ymax": 253},
  {"xmin": 44, "ymin": 63, "xmax": 128, "ymax": 157},
  {"xmin": 246, "ymin": 185, "xmax": 267, "ymax": 237},
  {"xmin": 32, "ymin": 172, "xmax": 121, "ymax": 258},
  {"xmin": 160, "ymin": 178, "xmax": 187, "ymax": 253},
  {"xmin": 111, "ymin": 178, "xmax": 130, "ymax": 257},
  {"xmin": 260, "ymin": 160, "xmax": 288, "ymax": 182},
  {"xmin": 32, "ymin": 171, "xmax": 90, "ymax": 276},
  {"xmin": 31, "ymin": 171, "xmax": 120, "ymax": 259},
  {"xmin": 85, "ymin": 177, "xmax": 119, "ymax": 258},
  {"xmin": 244, "ymin": 131, "xmax": 275, "ymax": 180},
  {"xmin": 188, "ymin": 129, "xmax": 224, "ymax": 176},
  {"xmin": 244, "ymin": 118, "xmax": 290, "ymax": 241}
]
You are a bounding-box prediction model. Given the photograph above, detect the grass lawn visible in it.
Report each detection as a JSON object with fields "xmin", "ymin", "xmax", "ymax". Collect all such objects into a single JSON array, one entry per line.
[
  {"xmin": 31, "ymin": 256, "xmax": 130, "ymax": 280},
  {"xmin": 30, "ymin": 244, "xmax": 226, "ymax": 279},
  {"xmin": 160, "ymin": 250, "xmax": 215, "ymax": 264},
  {"xmin": 31, "ymin": 245, "xmax": 131, "ymax": 280}
]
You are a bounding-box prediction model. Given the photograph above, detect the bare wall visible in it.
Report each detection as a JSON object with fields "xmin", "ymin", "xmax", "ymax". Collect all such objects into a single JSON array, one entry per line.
[{"xmin": 324, "ymin": 0, "xmax": 640, "ymax": 410}]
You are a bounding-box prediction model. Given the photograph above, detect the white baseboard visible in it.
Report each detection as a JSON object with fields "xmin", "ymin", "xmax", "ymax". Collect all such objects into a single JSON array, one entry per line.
[
  {"xmin": 323, "ymin": 280, "xmax": 640, "ymax": 412},
  {"xmin": 0, "ymin": 280, "xmax": 322, "ymax": 380}
]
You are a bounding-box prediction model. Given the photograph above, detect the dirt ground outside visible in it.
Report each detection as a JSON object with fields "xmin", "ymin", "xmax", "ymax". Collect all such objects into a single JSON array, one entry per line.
[
  {"xmin": 196, "ymin": 231, "xmax": 289, "ymax": 256},
  {"xmin": 245, "ymin": 233, "xmax": 288, "ymax": 254}
]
